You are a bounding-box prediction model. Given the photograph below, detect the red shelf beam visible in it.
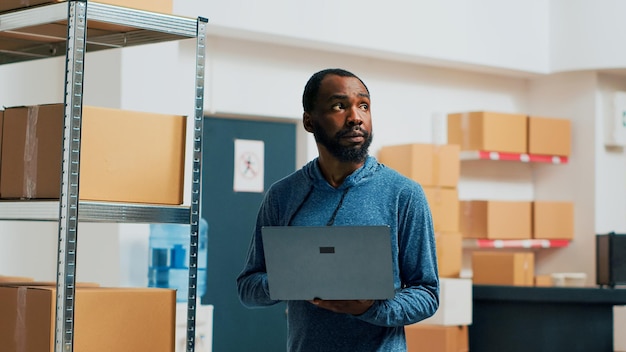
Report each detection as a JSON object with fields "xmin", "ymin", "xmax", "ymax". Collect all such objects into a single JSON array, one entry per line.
[
  {"xmin": 459, "ymin": 150, "xmax": 568, "ymax": 164},
  {"xmin": 463, "ymin": 239, "xmax": 570, "ymax": 249}
]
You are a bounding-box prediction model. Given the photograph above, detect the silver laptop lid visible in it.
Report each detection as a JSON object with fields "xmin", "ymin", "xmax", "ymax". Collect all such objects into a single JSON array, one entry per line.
[{"xmin": 261, "ymin": 225, "xmax": 395, "ymax": 300}]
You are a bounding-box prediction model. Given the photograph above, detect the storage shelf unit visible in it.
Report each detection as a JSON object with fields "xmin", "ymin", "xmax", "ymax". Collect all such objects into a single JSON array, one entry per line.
[
  {"xmin": 0, "ymin": 200, "xmax": 191, "ymax": 223},
  {"xmin": 0, "ymin": 2, "xmax": 207, "ymax": 352},
  {"xmin": 463, "ymin": 238, "xmax": 570, "ymax": 249},
  {"xmin": 459, "ymin": 150, "xmax": 568, "ymax": 164}
]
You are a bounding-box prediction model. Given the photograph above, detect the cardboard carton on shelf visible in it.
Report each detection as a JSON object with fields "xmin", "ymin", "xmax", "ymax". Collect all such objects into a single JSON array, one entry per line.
[
  {"xmin": 447, "ymin": 111, "xmax": 527, "ymax": 154},
  {"xmin": 460, "ymin": 200, "xmax": 532, "ymax": 240},
  {"xmin": 472, "ymin": 251, "xmax": 535, "ymax": 286},
  {"xmin": 405, "ymin": 324, "xmax": 468, "ymax": 352},
  {"xmin": 532, "ymin": 201, "xmax": 574, "ymax": 240},
  {"xmin": 0, "ymin": 0, "xmax": 173, "ymax": 15},
  {"xmin": 378, "ymin": 143, "xmax": 460, "ymax": 188},
  {"xmin": 528, "ymin": 116, "xmax": 571, "ymax": 157},
  {"xmin": 0, "ymin": 104, "xmax": 186, "ymax": 205},
  {"xmin": 424, "ymin": 187, "xmax": 460, "ymax": 233},
  {"xmin": 0, "ymin": 285, "xmax": 175, "ymax": 352},
  {"xmin": 435, "ymin": 232, "xmax": 462, "ymax": 278}
]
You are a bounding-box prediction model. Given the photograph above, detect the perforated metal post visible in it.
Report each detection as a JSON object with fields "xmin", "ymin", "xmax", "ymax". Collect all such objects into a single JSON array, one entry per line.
[
  {"xmin": 186, "ymin": 16, "xmax": 208, "ymax": 352},
  {"xmin": 55, "ymin": 1, "xmax": 87, "ymax": 352}
]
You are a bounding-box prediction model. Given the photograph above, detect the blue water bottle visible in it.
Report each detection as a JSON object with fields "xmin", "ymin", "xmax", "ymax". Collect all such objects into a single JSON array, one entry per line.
[{"xmin": 148, "ymin": 218, "xmax": 208, "ymax": 302}]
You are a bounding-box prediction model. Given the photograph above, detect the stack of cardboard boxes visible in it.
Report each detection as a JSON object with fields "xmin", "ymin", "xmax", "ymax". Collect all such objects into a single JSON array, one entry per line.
[
  {"xmin": 1, "ymin": 2, "xmax": 186, "ymax": 351},
  {"xmin": 0, "ymin": 276, "xmax": 176, "ymax": 352},
  {"xmin": 0, "ymin": 104, "xmax": 187, "ymax": 204},
  {"xmin": 448, "ymin": 111, "xmax": 574, "ymax": 287},
  {"xmin": 378, "ymin": 143, "xmax": 471, "ymax": 352},
  {"xmin": 378, "ymin": 111, "xmax": 574, "ymax": 351}
]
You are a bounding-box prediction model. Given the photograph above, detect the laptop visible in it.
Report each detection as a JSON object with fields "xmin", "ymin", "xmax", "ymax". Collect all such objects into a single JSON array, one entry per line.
[{"xmin": 261, "ymin": 225, "xmax": 395, "ymax": 300}]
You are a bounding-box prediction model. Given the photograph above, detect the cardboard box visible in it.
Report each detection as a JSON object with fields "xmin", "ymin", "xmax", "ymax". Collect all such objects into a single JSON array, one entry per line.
[
  {"xmin": 472, "ymin": 251, "xmax": 535, "ymax": 286},
  {"xmin": 0, "ymin": 275, "xmax": 34, "ymax": 283},
  {"xmin": 460, "ymin": 200, "xmax": 532, "ymax": 240},
  {"xmin": 532, "ymin": 201, "xmax": 574, "ymax": 240},
  {"xmin": 424, "ymin": 187, "xmax": 460, "ymax": 232},
  {"xmin": 378, "ymin": 143, "xmax": 460, "ymax": 187},
  {"xmin": 405, "ymin": 324, "xmax": 468, "ymax": 352},
  {"xmin": 1, "ymin": 104, "xmax": 186, "ymax": 204},
  {"xmin": 534, "ymin": 274, "xmax": 553, "ymax": 287},
  {"xmin": 528, "ymin": 116, "xmax": 571, "ymax": 156},
  {"xmin": 435, "ymin": 232, "xmax": 462, "ymax": 278},
  {"xmin": 421, "ymin": 278, "xmax": 472, "ymax": 326},
  {"xmin": 0, "ymin": 285, "xmax": 175, "ymax": 352},
  {"xmin": 447, "ymin": 111, "xmax": 527, "ymax": 153},
  {"xmin": 0, "ymin": 0, "xmax": 173, "ymax": 15}
]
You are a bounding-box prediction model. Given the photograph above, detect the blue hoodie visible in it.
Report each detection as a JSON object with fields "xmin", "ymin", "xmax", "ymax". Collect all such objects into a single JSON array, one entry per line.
[{"xmin": 237, "ymin": 156, "xmax": 439, "ymax": 352}]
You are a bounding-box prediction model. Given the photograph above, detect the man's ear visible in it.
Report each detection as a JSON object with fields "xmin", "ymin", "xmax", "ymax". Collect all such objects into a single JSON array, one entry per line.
[{"xmin": 303, "ymin": 112, "xmax": 314, "ymax": 133}]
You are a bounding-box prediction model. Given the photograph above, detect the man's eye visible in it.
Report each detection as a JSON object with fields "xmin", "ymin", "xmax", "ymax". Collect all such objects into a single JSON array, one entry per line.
[
  {"xmin": 360, "ymin": 103, "xmax": 369, "ymax": 110},
  {"xmin": 332, "ymin": 103, "xmax": 344, "ymax": 111}
]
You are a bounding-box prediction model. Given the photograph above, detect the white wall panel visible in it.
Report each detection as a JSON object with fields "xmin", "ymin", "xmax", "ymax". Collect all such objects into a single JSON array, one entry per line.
[{"xmin": 175, "ymin": 0, "xmax": 550, "ymax": 75}]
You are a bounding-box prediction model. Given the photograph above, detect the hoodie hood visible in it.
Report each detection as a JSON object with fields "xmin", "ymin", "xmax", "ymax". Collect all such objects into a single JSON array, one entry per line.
[{"xmin": 302, "ymin": 155, "xmax": 380, "ymax": 190}]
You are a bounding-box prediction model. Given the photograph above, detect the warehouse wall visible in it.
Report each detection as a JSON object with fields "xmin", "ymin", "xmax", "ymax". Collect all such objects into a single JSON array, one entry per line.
[{"xmin": 2, "ymin": 0, "xmax": 626, "ymax": 287}]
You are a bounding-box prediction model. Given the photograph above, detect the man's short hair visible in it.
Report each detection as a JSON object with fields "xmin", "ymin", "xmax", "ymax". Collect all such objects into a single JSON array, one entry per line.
[{"xmin": 302, "ymin": 68, "xmax": 369, "ymax": 112}]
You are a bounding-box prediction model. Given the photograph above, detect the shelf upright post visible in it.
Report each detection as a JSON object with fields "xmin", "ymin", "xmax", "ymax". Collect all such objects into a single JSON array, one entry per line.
[
  {"xmin": 186, "ymin": 16, "xmax": 208, "ymax": 352},
  {"xmin": 55, "ymin": 1, "xmax": 88, "ymax": 351}
]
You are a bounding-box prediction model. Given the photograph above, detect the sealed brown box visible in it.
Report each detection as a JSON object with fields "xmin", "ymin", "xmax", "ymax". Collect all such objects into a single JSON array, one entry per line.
[
  {"xmin": 378, "ymin": 143, "xmax": 460, "ymax": 187},
  {"xmin": 0, "ymin": 275, "xmax": 33, "ymax": 283},
  {"xmin": 423, "ymin": 187, "xmax": 460, "ymax": 232},
  {"xmin": 447, "ymin": 111, "xmax": 527, "ymax": 153},
  {"xmin": 535, "ymin": 274, "xmax": 553, "ymax": 287},
  {"xmin": 533, "ymin": 201, "xmax": 574, "ymax": 240},
  {"xmin": 528, "ymin": 116, "xmax": 571, "ymax": 156},
  {"xmin": 0, "ymin": 285, "xmax": 175, "ymax": 352},
  {"xmin": 405, "ymin": 324, "xmax": 468, "ymax": 352},
  {"xmin": 435, "ymin": 232, "xmax": 462, "ymax": 278},
  {"xmin": 472, "ymin": 251, "xmax": 535, "ymax": 286},
  {"xmin": 0, "ymin": 0, "xmax": 173, "ymax": 14},
  {"xmin": 0, "ymin": 104, "xmax": 186, "ymax": 204},
  {"xmin": 460, "ymin": 200, "xmax": 532, "ymax": 240}
]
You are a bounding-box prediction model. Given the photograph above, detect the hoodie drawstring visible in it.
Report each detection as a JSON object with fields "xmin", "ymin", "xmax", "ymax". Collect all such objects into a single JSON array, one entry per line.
[{"xmin": 326, "ymin": 188, "xmax": 349, "ymax": 226}]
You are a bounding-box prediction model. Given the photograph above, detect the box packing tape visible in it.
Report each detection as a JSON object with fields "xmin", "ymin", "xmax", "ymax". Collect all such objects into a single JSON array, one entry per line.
[
  {"xmin": 24, "ymin": 105, "xmax": 39, "ymax": 199},
  {"xmin": 15, "ymin": 286, "xmax": 27, "ymax": 352},
  {"xmin": 460, "ymin": 112, "xmax": 470, "ymax": 150}
]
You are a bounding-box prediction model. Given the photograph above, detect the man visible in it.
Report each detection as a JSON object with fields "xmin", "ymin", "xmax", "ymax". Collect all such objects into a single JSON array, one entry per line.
[{"xmin": 237, "ymin": 68, "xmax": 439, "ymax": 351}]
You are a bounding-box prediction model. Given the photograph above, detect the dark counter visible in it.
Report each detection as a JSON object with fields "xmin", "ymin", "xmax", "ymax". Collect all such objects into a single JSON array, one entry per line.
[{"xmin": 470, "ymin": 285, "xmax": 626, "ymax": 352}]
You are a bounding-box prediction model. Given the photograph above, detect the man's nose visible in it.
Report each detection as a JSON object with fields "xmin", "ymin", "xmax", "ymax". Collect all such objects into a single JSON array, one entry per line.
[{"xmin": 346, "ymin": 106, "xmax": 364, "ymax": 126}]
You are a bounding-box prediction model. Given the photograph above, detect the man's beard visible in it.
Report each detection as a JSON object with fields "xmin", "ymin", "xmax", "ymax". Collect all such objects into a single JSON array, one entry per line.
[{"xmin": 312, "ymin": 122, "xmax": 373, "ymax": 163}]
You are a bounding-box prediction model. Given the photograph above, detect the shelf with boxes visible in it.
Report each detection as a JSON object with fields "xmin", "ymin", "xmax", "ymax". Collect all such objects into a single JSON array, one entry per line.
[
  {"xmin": 459, "ymin": 150, "xmax": 568, "ymax": 164},
  {"xmin": 0, "ymin": 1, "xmax": 207, "ymax": 351},
  {"xmin": 447, "ymin": 111, "xmax": 574, "ymax": 289},
  {"xmin": 449, "ymin": 111, "xmax": 574, "ymax": 247}
]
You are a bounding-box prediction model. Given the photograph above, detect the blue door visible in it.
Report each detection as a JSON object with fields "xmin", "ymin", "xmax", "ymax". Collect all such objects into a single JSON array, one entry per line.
[{"xmin": 201, "ymin": 116, "xmax": 296, "ymax": 351}]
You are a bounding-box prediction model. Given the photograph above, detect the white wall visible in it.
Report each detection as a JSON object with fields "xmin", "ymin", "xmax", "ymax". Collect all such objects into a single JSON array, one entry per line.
[
  {"xmin": 595, "ymin": 73, "xmax": 626, "ymax": 234},
  {"xmin": 550, "ymin": 0, "xmax": 626, "ymax": 72},
  {"xmin": 175, "ymin": 0, "xmax": 550, "ymax": 76},
  {"xmin": 528, "ymin": 72, "xmax": 598, "ymax": 277},
  {"xmin": 3, "ymin": 0, "xmax": 626, "ymax": 287}
]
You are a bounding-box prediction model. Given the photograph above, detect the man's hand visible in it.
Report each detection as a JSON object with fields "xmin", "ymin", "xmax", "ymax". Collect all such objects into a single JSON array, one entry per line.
[{"xmin": 309, "ymin": 299, "xmax": 374, "ymax": 315}]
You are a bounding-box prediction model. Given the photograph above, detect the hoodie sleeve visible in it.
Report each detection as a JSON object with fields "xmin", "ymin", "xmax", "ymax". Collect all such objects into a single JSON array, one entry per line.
[
  {"xmin": 236, "ymin": 190, "xmax": 281, "ymax": 307},
  {"xmin": 236, "ymin": 171, "xmax": 314, "ymax": 308},
  {"xmin": 354, "ymin": 183, "xmax": 440, "ymax": 326}
]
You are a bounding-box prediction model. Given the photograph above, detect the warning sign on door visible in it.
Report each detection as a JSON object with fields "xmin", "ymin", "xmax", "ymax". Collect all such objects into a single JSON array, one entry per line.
[{"xmin": 233, "ymin": 139, "xmax": 264, "ymax": 193}]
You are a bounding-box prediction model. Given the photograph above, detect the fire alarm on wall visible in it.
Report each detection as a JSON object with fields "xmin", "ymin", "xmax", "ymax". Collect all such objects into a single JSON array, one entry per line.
[{"xmin": 606, "ymin": 91, "xmax": 626, "ymax": 147}]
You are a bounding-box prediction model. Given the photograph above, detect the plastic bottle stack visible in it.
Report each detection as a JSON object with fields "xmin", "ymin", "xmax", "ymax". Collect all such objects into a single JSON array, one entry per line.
[{"xmin": 148, "ymin": 218, "xmax": 208, "ymax": 302}]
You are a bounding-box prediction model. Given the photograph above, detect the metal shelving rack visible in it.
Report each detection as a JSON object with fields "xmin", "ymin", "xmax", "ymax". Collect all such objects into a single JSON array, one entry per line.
[{"xmin": 0, "ymin": 2, "xmax": 207, "ymax": 351}]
